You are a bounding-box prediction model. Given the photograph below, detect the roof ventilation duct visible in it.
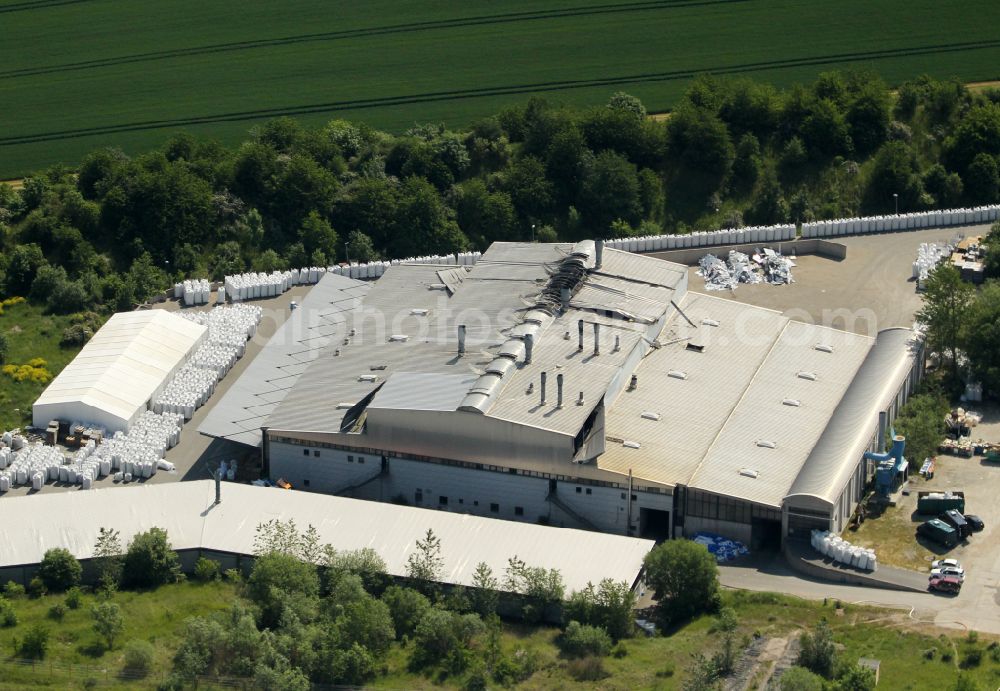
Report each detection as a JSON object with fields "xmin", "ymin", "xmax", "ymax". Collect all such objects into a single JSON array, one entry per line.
[
  {"xmin": 595, "ymin": 239, "xmax": 604, "ymax": 270},
  {"xmin": 593, "ymin": 323, "xmax": 600, "ymax": 356},
  {"xmin": 578, "ymin": 319, "xmax": 585, "ymax": 351},
  {"xmin": 540, "ymin": 371, "xmax": 547, "ymax": 406},
  {"xmin": 458, "ymin": 324, "xmax": 466, "ymax": 355},
  {"xmin": 782, "ymin": 398, "xmax": 801, "ymax": 407},
  {"xmin": 797, "ymin": 371, "xmax": 817, "ymax": 381},
  {"xmin": 524, "ymin": 333, "xmax": 534, "ymax": 364},
  {"xmin": 814, "ymin": 343, "xmax": 834, "ymax": 353},
  {"xmin": 556, "ymin": 373, "xmax": 564, "ymax": 408}
]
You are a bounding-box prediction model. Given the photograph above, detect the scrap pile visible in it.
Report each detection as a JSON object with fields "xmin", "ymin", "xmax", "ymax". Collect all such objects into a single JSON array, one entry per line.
[
  {"xmin": 693, "ymin": 532, "xmax": 749, "ymax": 562},
  {"xmin": 698, "ymin": 248, "xmax": 794, "ymax": 291}
]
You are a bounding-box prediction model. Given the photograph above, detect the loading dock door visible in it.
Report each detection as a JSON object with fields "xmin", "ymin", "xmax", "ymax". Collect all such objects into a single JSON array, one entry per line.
[{"xmin": 639, "ymin": 508, "xmax": 671, "ymax": 540}]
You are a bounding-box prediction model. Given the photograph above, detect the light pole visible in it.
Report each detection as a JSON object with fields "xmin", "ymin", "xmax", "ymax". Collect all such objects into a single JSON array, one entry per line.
[
  {"xmin": 531, "ymin": 224, "xmax": 536, "ymax": 243},
  {"xmin": 344, "ymin": 241, "xmax": 350, "ymax": 264},
  {"xmin": 893, "ymin": 193, "xmax": 898, "ymax": 216}
]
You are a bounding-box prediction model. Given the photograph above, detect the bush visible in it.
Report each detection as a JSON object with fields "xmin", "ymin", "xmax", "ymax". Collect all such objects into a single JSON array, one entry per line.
[
  {"xmin": 960, "ymin": 647, "xmax": 982, "ymax": 669},
  {"xmin": 19, "ymin": 624, "xmax": 49, "ymax": 659},
  {"xmin": 65, "ymin": 586, "xmax": 83, "ymax": 609},
  {"xmin": 193, "ymin": 557, "xmax": 220, "ymax": 582},
  {"xmin": 383, "ymin": 586, "xmax": 431, "ymax": 639},
  {"xmin": 123, "ymin": 528, "xmax": 180, "ymax": 588},
  {"xmin": 779, "ymin": 666, "xmax": 825, "ymax": 691},
  {"xmin": 123, "ymin": 640, "xmax": 155, "ymax": 677},
  {"xmin": 797, "ymin": 619, "xmax": 837, "ymax": 678},
  {"xmin": 47, "ymin": 603, "xmax": 66, "ymax": 621},
  {"xmin": 557, "ymin": 621, "xmax": 612, "ymax": 659},
  {"xmin": 656, "ymin": 661, "xmax": 676, "ymax": 677},
  {"xmin": 0, "ymin": 598, "xmax": 17, "ymax": 627},
  {"xmin": 612, "ymin": 641, "xmax": 628, "ymax": 658},
  {"xmin": 4, "ymin": 581, "xmax": 26, "ymax": 598},
  {"xmin": 566, "ymin": 656, "xmax": 609, "ymax": 682},
  {"xmin": 39, "ymin": 547, "xmax": 82, "ymax": 592},
  {"xmin": 643, "ymin": 540, "xmax": 720, "ymax": 627},
  {"xmin": 224, "ymin": 568, "xmax": 242, "ymax": 583},
  {"xmin": 27, "ymin": 576, "xmax": 47, "ymax": 598}
]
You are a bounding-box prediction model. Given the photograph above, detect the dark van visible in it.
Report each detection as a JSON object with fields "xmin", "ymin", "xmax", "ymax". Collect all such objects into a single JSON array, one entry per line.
[{"xmin": 939, "ymin": 510, "xmax": 970, "ymax": 538}]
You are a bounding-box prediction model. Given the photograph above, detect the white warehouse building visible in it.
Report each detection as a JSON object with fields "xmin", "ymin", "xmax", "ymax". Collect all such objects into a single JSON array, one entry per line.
[
  {"xmin": 33, "ymin": 310, "xmax": 207, "ymax": 433},
  {"xmin": 202, "ymin": 241, "xmax": 922, "ymax": 548}
]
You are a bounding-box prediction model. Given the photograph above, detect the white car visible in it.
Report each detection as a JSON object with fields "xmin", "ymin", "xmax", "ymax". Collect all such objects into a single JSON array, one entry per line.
[
  {"xmin": 930, "ymin": 566, "xmax": 965, "ymax": 582},
  {"xmin": 931, "ymin": 558, "xmax": 963, "ymax": 571}
]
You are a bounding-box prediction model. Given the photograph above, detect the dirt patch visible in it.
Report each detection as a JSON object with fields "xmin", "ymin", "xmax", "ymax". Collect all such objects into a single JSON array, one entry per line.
[
  {"xmin": 647, "ymin": 111, "xmax": 671, "ymax": 122},
  {"xmin": 0, "ymin": 178, "xmax": 23, "ymax": 190},
  {"xmin": 966, "ymin": 80, "xmax": 1000, "ymax": 92}
]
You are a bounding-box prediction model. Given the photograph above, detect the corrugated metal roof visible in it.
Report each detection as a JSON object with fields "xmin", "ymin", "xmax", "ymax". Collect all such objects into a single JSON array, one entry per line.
[
  {"xmin": 787, "ymin": 328, "xmax": 921, "ymax": 507},
  {"xmin": 370, "ymin": 372, "xmax": 479, "ymax": 411},
  {"xmin": 0, "ymin": 481, "xmax": 653, "ymax": 592},
  {"xmin": 688, "ymin": 321, "xmax": 874, "ymax": 507},
  {"xmin": 266, "ymin": 243, "xmax": 684, "ymax": 438},
  {"xmin": 33, "ymin": 310, "xmax": 206, "ymax": 431},
  {"xmin": 198, "ymin": 274, "xmax": 369, "ymax": 446}
]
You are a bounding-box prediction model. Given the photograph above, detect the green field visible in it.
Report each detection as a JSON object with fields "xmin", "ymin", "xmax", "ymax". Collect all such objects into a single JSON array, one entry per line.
[
  {"xmin": 1, "ymin": 584, "xmax": 997, "ymax": 689},
  {"xmin": 2, "ymin": 0, "xmax": 999, "ymax": 178}
]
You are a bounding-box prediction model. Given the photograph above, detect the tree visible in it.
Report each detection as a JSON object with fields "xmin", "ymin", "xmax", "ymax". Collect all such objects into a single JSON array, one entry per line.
[
  {"xmin": 731, "ymin": 134, "xmax": 763, "ymax": 192},
  {"xmin": 778, "ymin": 666, "xmax": 825, "ymax": 691},
  {"xmin": 745, "ymin": 168, "xmax": 789, "ymax": 225},
  {"xmin": 893, "ymin": 391, "xmax": 949, "ymax": 468},
  {"xmin": 862, "ymin": 141, "xmax": 924, "ymax": 213},
  {"xmin": 945, "ymin": 103, "xmax": 1000, "ymax": 175},
  {"xmin": 578, "ymin": 150, "xmax": 642, "ymax": 233},
  {"xmin": 607, "ymin": 91, "xmax": 646, "ymax": 119},
  {"xmin": 797, "ymin": 619, "xmax": 836, "ymax": 678},
  {"xmin": 253, "ymin": 660, "xmax": 311, "ymax": 691},
  {"xmin": 245, "ymin": 551, "xmax": 320, "ymax": 629},
  {"xmin": 964, "ymin": 153, "xmax": 1000, "ymax": 204},
  {"xmin": 642, "ymin": 540, "xmax": 720, "ymax": 627},
  {"xmin": 298, "ymin": 211, "xmax": 339, "ymax": 262},
  {"xmin": 564, "ymin": 579, "xmax": 635, "ymax": 641},
  {"xmin": 122, "ymin": 527, "xmax": 180, "ymax": 588},
  {"xmin": 93, "ymin": 527, "xmax": 124, "ymax": 591},
  {"xmin": 383, "ymin": 585, "xmax": 431, "ymax": 639},
  {"xmin": 801, "ymin": 99, "xmax": 852, "ymax": 160},
  {"xmin": 961, "ymin": 280, "xmax": 1000, "ymax": 392},
  {"xmin": 345, "ymin": 230, "xmax": 378, "ymax": 263},
  {"xmin": 469, "ymin": 562, "xmax": 499, "ymax": 617},
  {"xmin": 836, "ymin": 664, "xmax": 877, "ymax": 691},
  {"xmin": 91, "ymin": 601, "xmax": 124, "ymax": 650},
  {"xmin": 19, "ymin": 624, "xmax": 49, "ymax": 659},
  {"xmin": 666, "ymin": 105, "xmax": 734, "ymax": 194},
  {"xmin": 38, "ymin": 548, "xmax": 81, "ymax": 592},
  {"xmin": 917, "ymin": 263, "xmax": 974, "ymax": 383},
  {"xmin": 406, "ymin": 528, "xmax": 444, "ymax": 586}
]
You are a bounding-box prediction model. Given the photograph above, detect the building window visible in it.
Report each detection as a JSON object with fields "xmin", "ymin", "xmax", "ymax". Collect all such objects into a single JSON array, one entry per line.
[
  {"xmin": 473, "ymin": 500, "xmax": 479, "ymax": 506},
  {"xmin": 439, "ymin": 496, "xmax": 448, "ymax": 506},
  {"xmin": 415, "ymin": 490, "xmax": 423, "ymax": 504},
  {"xmin": 313, "ymin": 449, "xmax": 320, "ymax": 457},
  {"xmin": 490, "ymin": 503, "xmax": 499, "ymax": 513},
  {"xmin": 585, "ymin": 488, "xmax": 592, "ymax": 495},
  {"xmin": 358, "ymin": 457, "xmax": 365, "ymax": 464},
  {"xmin": 508, "ymin": 468, "xmax": 517, "ymax": 474},
  {"xmin": 347, "ymin": 455, "xmax": 354, "ymax": 463},
  {"xmin": 302, "ymin": 449, "xmax": 309, "ymax": 456},
  {"xmin": 575, "ymin": 486, "xmax": 582, "ymax": 493},
  {"xmin": 303, "ymin": 479, "xmax": 310, "ymax": 487},
  {"xmin": 459, "ymin": 498, "xmax": 464, "ymax": 505},
  {"xmin": 514, "ymin": 506, "xmax": 524, "ymax": 516},
  {"xmin": 621, "ymin": 492, "xmax": 626, "ymax": 500}
]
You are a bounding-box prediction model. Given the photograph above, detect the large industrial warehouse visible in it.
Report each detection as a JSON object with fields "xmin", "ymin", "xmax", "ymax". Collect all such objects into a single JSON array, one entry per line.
[{"xmin": 202, "ymin": 241, "xmax": 923, "ymax": 548}]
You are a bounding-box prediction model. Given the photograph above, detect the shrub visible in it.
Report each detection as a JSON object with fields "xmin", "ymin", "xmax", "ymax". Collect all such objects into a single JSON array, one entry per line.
[
  {"xmin": 123, "ymin": 528, "xmax": 180, "ymax": 588},
  {"xmin": 383, "ymin": 586, "xmax": 431, "ymax": 639},
  {"xmin": 922, "ymin": 648, "xmax": 937, "ymax": 660},
  {"xmin": 566, "ymin": 656, "xmax": 608, "ymax": 682},
  {"xmin": 797, "ymin": 619, "xmax": 837, "ymax": 678},
  {"xmin": 224, "ymin": 568, "xmax": 242, "ymax": 583},
  {"xmin": 612, "ymin": 641, "xmax": 628, "ymax": 658},
  {"xmin": 38, "ymin": 547, "xmax": 83, "ymax": 592},
  {"xmin": 60, "ymin": 323, "xmax": 94, "ymax": 347},
  {"xmin": 123, "ymin": 640, "xmax": 155, "ymax": 677},
  {"xmin": 0, "ymin": 598, "xmax": 17, "ymax": 627},
  {"xmin": 557, "ymin": 621, "xmax": 612, "ymax": 659},
  {"xmin": 655, "ymin": 661, "xmax": 675, "ymax": 677},
  {"xmin": 4, "ymin": 581, "xmax": 25, "ymax": 599},
  {"xmin": 779, "ymin": 666, "xmax": 825, "ymax": 691},
  {"xmin": 65, "ymin": 586, "xmax": 83, "ymax": 609},
  {"xmin": 47, "ymin": 603, "xmax": 66, "ymax": 621},
  {"xmin": 193, "ymin": 557, "xmax": 220, "ymax": 582},
  {"xmin": 19, "ymin": 624, "xmax": 50, "ymax": 659},
  {"xmin": 27, "ymin": 576, "xmax": 47, "ymax": 598},
  {"xmin": 960, "ymin": 647, "xmax": 982, "ymax": 668}
]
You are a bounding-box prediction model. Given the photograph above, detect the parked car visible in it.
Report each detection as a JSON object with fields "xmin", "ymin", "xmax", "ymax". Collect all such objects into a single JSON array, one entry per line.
[
  {"xmin": 928, "ymin": 576, "xmax": 962, "ymax": 594},
  {"xmin": 963, "ymin": 514, "xmax": 985, "ymax": 532},
  {"xmin": 930, "ymin": 566, "xmax": 965, "ymax": 582},
  {"xmin": 939, "ymin": 509, "xmax": 971, "ymax": 538},
  {"xmin": 931, "ymin": 558, "xmax": 963, "ymax": 570}
]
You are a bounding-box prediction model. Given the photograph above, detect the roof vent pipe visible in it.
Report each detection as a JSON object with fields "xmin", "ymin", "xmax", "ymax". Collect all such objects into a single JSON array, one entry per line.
[
  {"xmin": 524, "ymin": 333, "xmax": 534, "ymax": 364},
  {"xmin": 593, "ymin": 322, "xmax": 600, "ymax": 356},
  {"xmin": 540, "ymin": 371, "xmax": 547, "ymax": 406},
  {"xmin": 556, "ymin": 373, "xmax": 564, "ymax": 408},
  {"xmin": 613, "ymin": 334, "xmax": 620, "ymax": 352},
  {"xmin": 577, "ymin": 391, "xmax": 585, "ymax": 406},
  {"xmin": 214, "ymin": 466, "xmax": 222, "ymax": 505},
  {"xmin": 578, "ymin": 319, "xmax": 584, "ymax": 351},
  {"xmin": 458, "ymin": 324, "xmax": 466, "ymax": 355},
  {"xmin": 595, "ymin": 239, "xmax": 604, "ymax": 270},
  {"xmin": 561, "ymin": 287, "xmax": 571, "ymax": 309}
]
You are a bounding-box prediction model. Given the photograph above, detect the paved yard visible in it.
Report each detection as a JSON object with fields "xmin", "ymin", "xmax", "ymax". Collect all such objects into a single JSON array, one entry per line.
[{"xmin": 685, "ymin": 225, "xmax": 993, "ymax": 335}]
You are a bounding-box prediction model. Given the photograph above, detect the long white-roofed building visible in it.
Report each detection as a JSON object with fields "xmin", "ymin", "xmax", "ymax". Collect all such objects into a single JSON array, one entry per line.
[{"xmin": 215, "ymin": 241, "xmax": 922, "ymax": 548}]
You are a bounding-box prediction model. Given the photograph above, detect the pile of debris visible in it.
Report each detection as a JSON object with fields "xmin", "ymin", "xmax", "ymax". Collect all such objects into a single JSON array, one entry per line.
[
  {"xmin": 697, "ymin": 248, "xmax": 794, "ymax": 291},
  {"xmin": 693, "ymin": 532, "xmax": 750, "ymax": 562}
]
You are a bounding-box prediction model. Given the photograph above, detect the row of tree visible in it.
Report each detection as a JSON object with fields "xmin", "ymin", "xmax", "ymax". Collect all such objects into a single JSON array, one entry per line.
[{"xmin": 2, "ymin": 72, "xmax": 1000, "ymax": 316}]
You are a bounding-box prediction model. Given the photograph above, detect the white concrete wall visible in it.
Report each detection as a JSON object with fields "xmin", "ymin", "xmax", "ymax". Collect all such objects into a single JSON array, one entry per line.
[
  {"xmin": 270, "ymin": 440, "xmax": 381, "ymax": 493},
  {"xmin": 270, "ymin": 439, "xmax": 672, "ymax": 534}
]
